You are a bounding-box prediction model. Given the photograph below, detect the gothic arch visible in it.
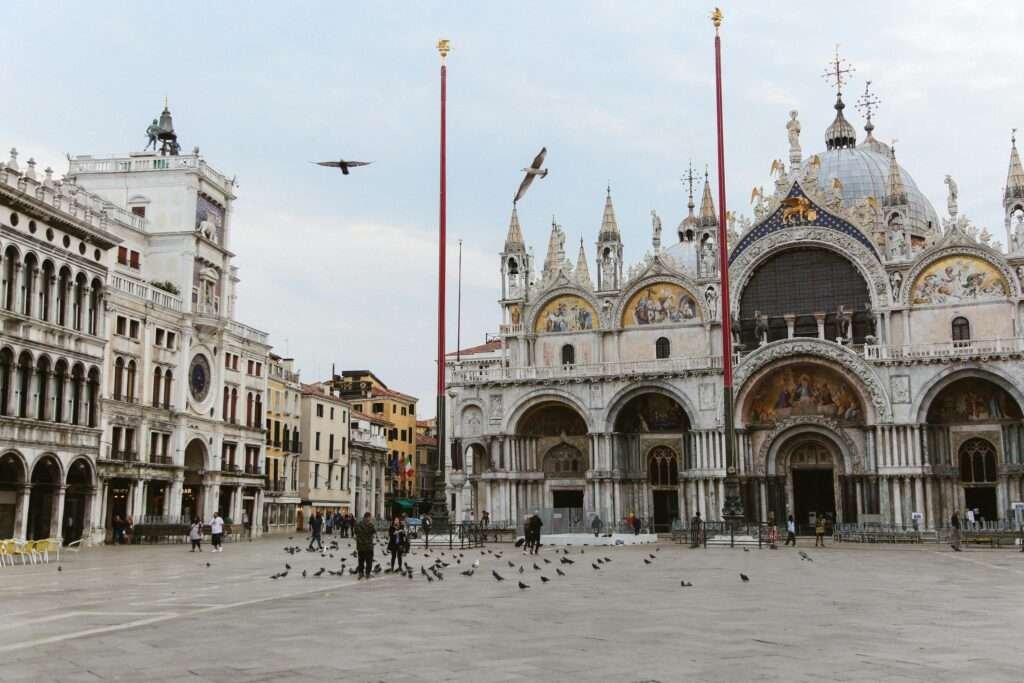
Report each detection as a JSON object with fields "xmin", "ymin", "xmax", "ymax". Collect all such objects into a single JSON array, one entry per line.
[
  {"xmin": 729, "ymin": 226, "xmax": 890, "ymax": 311},
  {"xmin": 0, "ymin": 449, "xmax": 29, "ymax": 483},
  {"xmin": 900, "ymin": 245, "xmax": 1017, "ymax": 306},
  {"xmin": 30, "ymin": 452, "xmax": 64, "ymax": 483},
  {"xmin": 759, "ymin": 417, "xmax": 858, "ymax": 477},
  {"xmin": 504, "ymin": 389, "xmax": 593, "ymax": 434},
  {"xmin": 914, "ymin": 365, "xmax": 1024, "ymax": 424},
  {"xmin": 735, "ymin": 339, "xmax": 891, "ymax": 422},
  {"xmin": 603, "ymin": 381, "xmax": 697, "ymax": 432},
  {"xmin": 66, "ymin": 456, "xmax": 96, "ymax": 488}
]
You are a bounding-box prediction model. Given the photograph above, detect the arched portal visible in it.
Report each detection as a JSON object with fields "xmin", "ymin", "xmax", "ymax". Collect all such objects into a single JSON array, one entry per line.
[
  {"xmin": 64, "ymin": 458, "xmax": 94, "ymax": 544},
  {"xmin": 183, "ymin": 439, "xmax": 207, "ymax": 521},
  {"xmin": 0, "ymin": 451, "xmax": 27, "ymax": 538},
  {"xmin": 28, "ymin": 455, "xmax": 61, "ymax": 540},
  {"xmin": 647, "ymin": 445, "xmax": 680, "ymax": 531},
  {"xmin": 780, "ymin": 437, "xmax": 845, "ymax": 534},
  {"xmin": 925, "ymin": 376, "xmax": 1021, "ymax": 522}
]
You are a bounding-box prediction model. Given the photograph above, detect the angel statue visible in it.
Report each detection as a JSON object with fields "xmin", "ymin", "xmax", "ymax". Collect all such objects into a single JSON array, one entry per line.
[
  {"xmin": 786, "ymin": 110, "xmax": 802, "ymax": 166},
  {"xmin": 750, "ymin": 186, "xmax": 768, "ymax": 220},
  {"xmin": 650, "ymin": 209, "xmax": 662, "ymax": 252}
]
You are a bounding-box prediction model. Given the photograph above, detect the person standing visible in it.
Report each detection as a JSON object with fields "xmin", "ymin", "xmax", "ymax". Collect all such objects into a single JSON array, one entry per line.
[
  {"xmin": 965, "ymin": 508, "xmax": 975, "ymax": 530},
  {"xmin": 387, "ymin": 517, "xmax": 407, "ymax": 572},
  {"xmin": 422, "ymin": 512, "xmax": 433, "ymax": 550},
  {"xmin": 325, "ymin": 511, "xmax": 334, "ymax": 537},
  {"xmin": 527, "ymin": 512, "xmax": 543, "ymax": 555},
  {"xmin": 814, "ymin": 513, "xmax": 826, "ymax": 547},
  {"xmin": 950, "ymin": 510, "xmax": 962, "ymax": 552},
  {"xmin": 189, "ymin": 518, "xmax": 203, "ymax": 552},
  {"xmin": 591, "ymin": 514, "xmax": 603, "ymax": 538},
  {"xmin": 210, "ymin": 511, "xmax": 225, "ymax": 552},
  {"xmin": 309, "ymin": 511, "xmax": 323, "ymax": 551},
  {"xmin": 355, "ymin": 512, "xmax": 376, "ymax": 579},
  {"xmin": 241, "ymin": 510, "xmax": 251, "ymax": 540},
  {"xmin": 785, "ymin": 515, "xmax": 797, "ymax": 547},
  {"xmin": 631, "ymin": 513, "xmax": 641, "ymax": 536}
]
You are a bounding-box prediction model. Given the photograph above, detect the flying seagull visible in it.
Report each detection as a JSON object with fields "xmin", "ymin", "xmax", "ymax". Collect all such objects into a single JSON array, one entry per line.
[
  {"xmin": 314, "ymin": 159, "xmax": 373, "ymax": 175},
  {"xmin": 513, "ymin": 147, "xmax": 548, "ymax": 203}
]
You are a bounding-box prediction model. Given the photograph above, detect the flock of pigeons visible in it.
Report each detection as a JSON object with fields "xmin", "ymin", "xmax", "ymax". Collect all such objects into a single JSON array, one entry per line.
[{"xmin": 258, "ymin": 534, "xmax": 803, "ymax": 591}]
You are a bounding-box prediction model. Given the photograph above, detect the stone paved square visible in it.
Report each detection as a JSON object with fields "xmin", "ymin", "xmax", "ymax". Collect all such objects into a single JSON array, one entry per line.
[{"xmin": 1, "ymin": 537, "xmax": 1021, "ymax": 682}]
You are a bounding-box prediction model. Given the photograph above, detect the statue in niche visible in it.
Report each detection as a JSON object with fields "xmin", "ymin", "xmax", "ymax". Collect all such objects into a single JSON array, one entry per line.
[
  {"xmin": 754, "ymin": 310, "xmax": 769, "ymax": 346},
  {"xmin": 890, "ymin": 271, "xmax": 903, "ymax": 298},
  {"xmin": 730, "ymin": 308, "xmax": 742, "ymax": 348},
  {"xmin": 836, "ymin": 304, "xmax": 852, "ymax": 342},
  {"xmin": 945, "ymin": 174, "xmax": 959, "ymax": 218},
  {"xmin": 786, "ymin": 110, "xmax": 801, "ymax": 165}
]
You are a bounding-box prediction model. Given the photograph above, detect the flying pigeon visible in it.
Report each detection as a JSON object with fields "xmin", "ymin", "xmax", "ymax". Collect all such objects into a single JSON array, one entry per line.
[
  {"xmin": 740, "ymin": 573, "xmax": 750, "ymax": 583},
  {"xmin": 314, "ymin": 159, "xmax": 373, "ymax": 176},
  {"xmin": 492, "ymin": 570, "xmax": 505, "ymax": 582},
  {"xmin": 513, "ymin": 147, "xmax": 548, "ymax": 203}
]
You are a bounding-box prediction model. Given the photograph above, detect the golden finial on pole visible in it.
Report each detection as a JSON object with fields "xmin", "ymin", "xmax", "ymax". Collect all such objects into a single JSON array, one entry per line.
[
  {"xmin": 437, "ymin": 39, "xmax": 451, "ymax": 63},
  {"xmin": 710, "ymin": 7, "xmax": 723, "ymax": 33}
]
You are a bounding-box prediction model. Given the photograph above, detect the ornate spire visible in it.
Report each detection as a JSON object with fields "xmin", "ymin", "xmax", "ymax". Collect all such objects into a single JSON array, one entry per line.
[
  {"xmin": 698, "ymin": 169, "xmax": 718, "ymax": 227},
  {"xmin": 543, "ymin": 216, "xmax": 567, "ymax": 277},
  {"xmin": 504, "ymin": 205, "xmax": 524, "ymax": 251},
  {"xmin": 883, "ymin": 142, "xmax": 907, "ymax": 206},
  {"xmin": 575, "ymin": 238, "xmax": 592, "ymax": 287},
  {"xmin": 855, "ymin": 80, "xmax": 881, "ymax": 141},
  {"xmin": 822, "ymin": 46, "xmax": 857, "ymax": 150},
  {"xmin": 678, "ymin": 162, "xmax": 699, "ymax": 240},
  {"xmin": 598, "ymin": 186, "xmax": 620, "ymax": 242},
  {"xmin": 1005, "ymin": 129, "xmax": 1024, "ymax": 203}
]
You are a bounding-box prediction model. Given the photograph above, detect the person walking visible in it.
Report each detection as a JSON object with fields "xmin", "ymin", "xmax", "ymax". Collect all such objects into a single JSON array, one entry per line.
[
  {"xmin": 950, "ymin": 510, "xmax": 962, "ymax": 552},
  {"xmin": 355, "ymin": 512, "xmax": 376, "ymax": 579},
  {"xmin": 309, "ymin": 511, "xmax": 323, "ymax": 551},
  {"xmin": 591, "ymin": 513, "xmax": 603, "ymax": 538},
  {"xmin": 387, "ymin": 517, "xmax": 407, "ymax": 573},
  {"xmin": 422, "ymin": 512, "xmax": 433, "ymax": 550},
  {"xmin": 325, "ymin": 511, "xmax": 334, "ymax": 537},
  {"xmin": 189, "ymin": 518, "xmax": 203, "ymax": 552},
  {"xmin": 785, "ymin": 515, "xmax": 797, "ymax": 547},
  {"xmin": 527, "ymin": 512, "xmax": 543, "ymax": 555},
  {"xmin": 210, "ymin": 511, "xmax": 225, "ymax": 552},
  {"xmin": 814, "ymin": 514, "xmax": 826, "ymax": 547}
]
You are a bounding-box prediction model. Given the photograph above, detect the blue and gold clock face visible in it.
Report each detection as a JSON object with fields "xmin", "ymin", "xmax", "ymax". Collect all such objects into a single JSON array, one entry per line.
[{"xmin": 189, "ymin": 354, "xmax": 211, "ymax": 402}]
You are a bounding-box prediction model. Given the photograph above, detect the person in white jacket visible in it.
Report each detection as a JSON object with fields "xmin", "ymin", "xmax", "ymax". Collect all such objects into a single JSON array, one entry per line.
[{"xmin": 210, "ymin": 512, "xmax": 225, "ymax": 552}]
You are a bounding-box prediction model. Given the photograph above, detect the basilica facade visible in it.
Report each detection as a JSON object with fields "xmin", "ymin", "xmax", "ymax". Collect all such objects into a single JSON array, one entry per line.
[{"xmin": 445, "ymin": 86, "xmax": 1024, "ymax": 532}]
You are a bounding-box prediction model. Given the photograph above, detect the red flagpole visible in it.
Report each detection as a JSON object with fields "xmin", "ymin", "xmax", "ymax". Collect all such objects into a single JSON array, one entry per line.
[
  {"xmin": 433, "ymin": 39, "xmax": 451, "ymax": 523},
  {"xmin": 711, "ymin": 8, "xmax": 743, "ymax": 523}
]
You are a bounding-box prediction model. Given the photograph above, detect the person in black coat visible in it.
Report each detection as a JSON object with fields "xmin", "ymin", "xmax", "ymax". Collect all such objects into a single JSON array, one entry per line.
[
  {"xmin": 387, "ymin": 517, "xmax": 408, "ymax": 572},
  {"xmin": 526, "ymin": 512, "xmax": 543, "ymax": 555}
]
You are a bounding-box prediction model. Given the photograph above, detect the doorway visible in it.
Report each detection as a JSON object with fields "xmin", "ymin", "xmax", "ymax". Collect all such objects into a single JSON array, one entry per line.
[
  {"xmin": 552, "ymin": 490, "xmax": 583, "ymax": 509},
  {"xmin": 964, "ymin": 487, "xmax": 997, "ymax": 523},
  {"xmin": 652, "ymin": 490, "xmax": 679, "ymax": 532},
  {"xmin": 792, "ymin": 469, "xmax": 835, "ymax": 534}
]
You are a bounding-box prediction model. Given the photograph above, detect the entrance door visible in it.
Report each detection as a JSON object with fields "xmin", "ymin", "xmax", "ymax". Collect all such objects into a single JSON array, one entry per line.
[
  {"xmin": 652, "ymin": 490, "xmax": 679, "ymax": 532},
  {"xmin": 63, "ymin": 493, "xmax": 85, "ymax": 544},
  {"xmin": 551, "ymin": 490, "xmax": 584, "ymax": 533},
  {"xmin": 792, "ymin": 469, "xmax": 835, "ymax": 534},
  {"xmin": 964, "ymin": 487, "xmax": 997, "ymax": 523}
]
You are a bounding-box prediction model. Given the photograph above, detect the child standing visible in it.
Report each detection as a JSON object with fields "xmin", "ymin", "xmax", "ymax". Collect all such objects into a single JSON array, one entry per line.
[{"xmin": 189, "ymin": 518, "xmax": 203, "ymax": 552}]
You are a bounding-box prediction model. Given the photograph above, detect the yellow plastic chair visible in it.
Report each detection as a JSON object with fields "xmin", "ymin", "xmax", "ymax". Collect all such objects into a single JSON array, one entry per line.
[
  {"xmin": 0, "ymin": 540, "xmax": 11, "ymax": 567},
  {"xmin": 7, "ymin": 540, "xmax": 30, "ymax": 565},
  {"xmin": 32, "ymin": 539, "xmax": 58, "ymax": 564}
]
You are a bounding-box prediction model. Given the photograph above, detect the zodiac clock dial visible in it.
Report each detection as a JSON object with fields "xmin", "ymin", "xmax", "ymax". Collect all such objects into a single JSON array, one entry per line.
[{"xmin": 189, "ymin": 354, "xmax": 211, "ymax": 403}]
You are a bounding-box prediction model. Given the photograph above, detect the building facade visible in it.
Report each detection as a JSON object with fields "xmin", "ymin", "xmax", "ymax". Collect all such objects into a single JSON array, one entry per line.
[
  {"xmin": 349, "ymin": 410, "xmax": 389, "ymax": 519},
  {"xmin": 297, "ymin": 383, "xmax": 351, "ymax": 526},
  {"xmin": 0, "ymin": 149, "xmax": 118, "ymax": 544},
  {"xmin": 332, "ymin": 371, "xmax": 418, "ymax": 514},
  {"xmin": 264, "ymin": 353, "xmax": 301, "ymax": 532},
  {"xmin": 64, "ymin": 105, "xmax": 271, "ymax": 538},
  {"xmin": 447, "ymin": 81, "xmax": 1024, "ymax": 532}
]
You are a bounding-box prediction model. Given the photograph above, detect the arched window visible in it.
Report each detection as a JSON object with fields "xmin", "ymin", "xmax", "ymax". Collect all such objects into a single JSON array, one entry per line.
[
  {"xmin": 561, "ymin": 344, "xmax": 575, "ymax": 366},
  {"xmin": 507, "ymin": 258, "xmax": 519, "ymax": 275},
  {"xmin": 230, "ymin": 387, "xmax": 238, "ymax": 423},
  {"xmin": 951, "ymin": 316, "xmax": 971, "ymax": 343},
  {"xmin": 246, "ymin": 392, "xmax": 254, "ymax": 427},
  {"xmin": 223, "ymin": 386, "xmax": 230, "ymax": 420},
  {"xmin": 959, "ymin": 438, "xmax": 996, "ymax": 483},
  {"xmin": 648, "ymin": 446, "xmax": 679, "ymax": 486},
  {"xmin": 125, "ymin": 360, "xmax": 136, "ymax": 402},
  {"xmin": 655, "ymin": 337, "xmax": 670, "ymax": 359},
  {"xmin": 113, "ymin": 357, "xmax": 124, "ymax": 401},
  {"xmin": 163, "ymin": 369, "xmax": 172, "ymax": 408},
  {"xmin": 543, "ymin": 444, "xmax": 585, "ymax": 477}
]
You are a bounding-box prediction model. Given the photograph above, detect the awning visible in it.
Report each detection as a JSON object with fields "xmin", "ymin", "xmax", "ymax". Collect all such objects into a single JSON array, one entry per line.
[{"xmin": 393, "ymin": 498, "xmax": 416, "ymax": 510}]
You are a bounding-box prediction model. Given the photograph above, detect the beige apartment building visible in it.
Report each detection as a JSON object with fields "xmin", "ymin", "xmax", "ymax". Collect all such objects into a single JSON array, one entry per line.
[
  {"xmin": 297, "ymin": 383, "xmax": 351, "ymax": 528},
  {"xmin": 264, "ymin": 353, "xmax": 301, "ymax": 532}
]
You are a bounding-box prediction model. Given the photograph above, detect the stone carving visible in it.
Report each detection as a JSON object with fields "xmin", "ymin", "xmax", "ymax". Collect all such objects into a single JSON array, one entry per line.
[
  {"xmin": 730, "ymin": 308, "xmax": 742, "ymax": 347},
  {"xmin": 754, "ymin": 310, "xmax": 769, "ymax": 346},
  {"xmin": 890, "ymin": 271, "xmax": 903, "ymax": 298},
  {"xmin": 489, "ymin": 394, "xmax": 503, "ymax": 420},
  {"xmin": 890, "ymin": 375, "xmax": 911, "ymax": 404},
  {"xmin": 780, "ymin": 196, "xmax": 818, "ymax": 224},
  {"xmin": 462, "ymin": 406, "xmax": 483, "ymax": 437},
  {"xmin": 944, "ymin": 174, "xmax": 959, "ymax": 218},
  {"xmin": 700, "ymin": 238, "xmax": 718, "ymax": 275},
  {"xmin": 1010, "ymin": 210, "xmax": 1024, "ymax": 252},
  {"xmin": 909, "ymin": 255, "xmax": 1009, "ymax": 304},
  {"xmin": 835, "ymin": 304, "xmax": 852, "ymax": 342},
  {"xmin": 735, "ymin": 338, "xmax": 892, "ymax": 420},
  {"xmin": 704, "ymin": 285, "xmax": 717, "ymax": 316},
  {"xmin": 651, "ymin": 209, "xmax": 662, "ymax": 252}
]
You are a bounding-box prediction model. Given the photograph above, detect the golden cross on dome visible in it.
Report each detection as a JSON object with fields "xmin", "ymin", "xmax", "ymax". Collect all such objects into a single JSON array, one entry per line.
[
  {"xmin": 822, "ymin": 45, "xmax": 855, "ymax": 95},
  {"xmin": 681, "ymin": 161, "xmax": 697, "ymax": 203}
]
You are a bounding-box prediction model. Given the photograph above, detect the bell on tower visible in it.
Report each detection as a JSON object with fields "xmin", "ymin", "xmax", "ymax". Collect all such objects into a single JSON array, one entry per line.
[
  {"xmin": 501, "ymin": 205, "xmax": 528, "ymax": 301},
  {"xmin": 596, "ymin": 186, "xmax": 623, "ymax": 291},
  {"xmin": 145, "ymin": 98, "xmax": 181, "ymax": 156}
]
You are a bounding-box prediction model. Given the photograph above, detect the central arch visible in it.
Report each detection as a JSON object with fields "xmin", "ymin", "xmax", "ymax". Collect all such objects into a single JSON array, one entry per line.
[
  {"xmin": 28, "ymin": 455, "xmax": 62, "ymax": 540},
  {"xmin": 767, "ymin": 428, "xmax": 851, "ymax": 533}
]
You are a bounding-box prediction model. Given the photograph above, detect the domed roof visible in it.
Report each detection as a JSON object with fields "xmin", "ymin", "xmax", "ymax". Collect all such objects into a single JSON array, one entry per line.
[{"xmin": 803, "ymin": 144, "xmax": 940, "ymax": 236}]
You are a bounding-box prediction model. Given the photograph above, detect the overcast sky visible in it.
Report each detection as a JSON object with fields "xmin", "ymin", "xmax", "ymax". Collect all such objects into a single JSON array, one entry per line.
[{"xmin": 5, "ymin": 2, "xmax": 1023, "ymax": 416}]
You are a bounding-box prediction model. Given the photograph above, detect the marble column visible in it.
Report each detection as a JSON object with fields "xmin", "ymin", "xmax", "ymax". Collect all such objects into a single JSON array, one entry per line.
[
  {"xmin": 914, "ymin": 477, "xmax": 925, "ymax": 525},
  {"xmin": 14, "ymin": 485, "xmax": 31, "ymax": 540},
  {"xmin": 892, "ymin": 478, "xmax": 903, "ymax": 527},
  {"xmin": 51, "ymin": 485, "xmax": 67, "ymax": 540},
  {"xmin": 879, "ymin": 477, "xmax": 891, "ymax": 525},
  {"xmin": 784, "ymin": 313, "xmax": 796, "ymax": 339},
  {"xmin": 814, "ymin": 312, "xmax": 826, "ymax": 340}
]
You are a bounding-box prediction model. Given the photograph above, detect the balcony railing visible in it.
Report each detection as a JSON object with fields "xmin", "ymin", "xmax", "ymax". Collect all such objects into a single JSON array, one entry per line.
[
  {"xmin": 864, "ymin": 337, "xmax": 1024, "ymax": 362},
  {"xmin": 105, "ymin": 450, "xmax": 138, "ymax": 462},
  {"xmin": 226, "ymin": 319, "xmax": 269, "ymax": 346},
  {"xmin": 448, "ymin": 354, "xmax": 722, "ymax": 386},
  {"xmin": 221, "ymin": 462, "xmax": 241, "ymax": 473},
  {"xmin": 110, "ymin": 274, "xmax": 183, "ymax": 312},
  {"xmin": 149, "ymin": 454, "xmax": 173, "ymax": 465}
]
